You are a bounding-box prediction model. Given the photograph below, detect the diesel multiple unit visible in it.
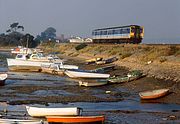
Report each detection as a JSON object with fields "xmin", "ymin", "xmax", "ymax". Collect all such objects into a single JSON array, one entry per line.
[{"xmin": 92, "ymin": 25, "xmax": 144, "ymax": 44}]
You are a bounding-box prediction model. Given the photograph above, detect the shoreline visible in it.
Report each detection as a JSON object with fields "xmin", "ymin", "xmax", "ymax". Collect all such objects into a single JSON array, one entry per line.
[{"xmin": 57, "ymin": 53, "xmax": 180, "ymax": 105}]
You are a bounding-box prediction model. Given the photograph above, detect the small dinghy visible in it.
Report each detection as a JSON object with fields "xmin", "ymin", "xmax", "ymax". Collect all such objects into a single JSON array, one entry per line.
[
  {"xmin": 0, "ymin": 118, "xmax": 43, "ymax": 124},
  {"xmin": 107, "ymin": 70, "xmax": 143, "ymax": 83},
  {"xmin": 0, "ymin": 73, "xmax": 8, "ymax": 86},
  {"xmin": 46, "ymin": 115, "xmax": 105, "ymax": 123},
  {"xmin": 79, "ymin": 79, "xmax": 107, "ymax": 87},
  {"xmin": 65, "ymin": 69, "xmax": 110, "ymax": 79},
  {"xmin": 139, "ymin": 88, "xmax": 169, "ymax": 100},
  {"xmin": 91, "ymin": 65, "xmax": 115, "ymax": 73},
  {"xmin": 26, "ymin": 106, "xmax": 82, "ymax": 117},
  {"xmin": 85, "ymin": 57, "xmax": 103, "ymax": 64},
  {"xmin": 96, "ymin": 57, "xmax": 118, "ymax": 65}
]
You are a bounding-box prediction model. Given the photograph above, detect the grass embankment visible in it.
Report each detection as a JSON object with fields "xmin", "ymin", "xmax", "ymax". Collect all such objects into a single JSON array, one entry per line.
[{"xmin": 39, "ymin": 43, "xmax": 180, "ymax": 82}]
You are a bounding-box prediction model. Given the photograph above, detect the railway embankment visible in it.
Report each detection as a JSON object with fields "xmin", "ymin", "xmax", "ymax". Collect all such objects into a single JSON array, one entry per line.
[{"xmin": 40, "ymin": 43, "xmax": 180, "ymax": 83}]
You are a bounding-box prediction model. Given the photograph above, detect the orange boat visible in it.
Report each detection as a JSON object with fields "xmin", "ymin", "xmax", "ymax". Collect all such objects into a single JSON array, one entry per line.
[
  {"xmin": 46, "ymin": 115, "xmax": 105, "ymax": 123},
  {"xmin": 139, "ymin": 88, "xmax": 169, "ymax": 100}
]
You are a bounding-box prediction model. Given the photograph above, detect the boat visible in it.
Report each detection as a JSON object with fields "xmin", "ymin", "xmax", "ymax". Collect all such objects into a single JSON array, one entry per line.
[
  {"xmin": 85, "ymin": 57, "xmax": 103, "ymax": 64},
  {"xmin": 96, "ymin": 57, "xmax": 118, "ymax": 65},
  {"xmin": 11, "ymin": 46, "xmax": 33, "ymax": 55},
  {"xmin": 64, "ymin": 69, "xmax": 110, "ymax": 79},
  {"xmin": 0, "ymin": 73, "xmax": 8, "ymax": 86},
  {"xmin": 79, "ymin": 79, "xmax": 107, "ymax": 87},
  {"xmin": 107, "ymin": 70, "xmax": 143, "ymax": 83},
  {"xmin": 41, "ymin": 63, "xmax": 78, "ymax": 75},
  {"xmin": 46, "ymin": 115, "xmax": 105, "ymax": 123},
  {"xmin": 139, "ymin": 88, "xmax": 169, "ymax": 100},
  {"xmin": 6, "ymin": 53, "xmax": 62, "ymax": 72},
  {"xmin": 0, "ymin": 119, "xmax": 43, "ymax": 124},
  {"xmin": 26, "ymin": 106, "xmax": 82, "ymax": 117},
  {"xmin": 91, "ymin": 65, "xmax": 115, "ymax": 73}
]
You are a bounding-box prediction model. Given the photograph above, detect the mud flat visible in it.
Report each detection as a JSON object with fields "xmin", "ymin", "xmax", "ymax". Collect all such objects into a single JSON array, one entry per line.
[{"xmin": 0, "ymin": 48, "xmax": 180, "ymax": 123}]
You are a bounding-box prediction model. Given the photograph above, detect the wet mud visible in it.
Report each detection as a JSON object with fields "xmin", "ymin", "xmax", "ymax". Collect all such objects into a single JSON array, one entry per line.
[{"xmin": 0, "ymin": 52, "xmax": 180, "ymax": 123}]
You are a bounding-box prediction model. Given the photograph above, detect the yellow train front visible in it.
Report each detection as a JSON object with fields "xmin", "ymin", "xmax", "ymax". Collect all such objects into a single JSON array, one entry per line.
[{"xmin": 92, "ymin": 25, "xmax": 144, "ymax": 44}]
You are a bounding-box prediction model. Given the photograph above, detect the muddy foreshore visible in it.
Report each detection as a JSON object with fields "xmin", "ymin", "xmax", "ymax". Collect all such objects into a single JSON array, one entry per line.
[
  {"xmin": 58, "ymin": 53, "xmax": 180, "ymax": 105},
  {"xmin": 0, "ymin": 50, "xmax": 180, "ymax": 123}
]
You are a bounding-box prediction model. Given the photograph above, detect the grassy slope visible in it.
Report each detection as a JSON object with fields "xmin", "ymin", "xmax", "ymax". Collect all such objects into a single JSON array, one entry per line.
[{"xmin": 40, "ymin": 43, "xmax": 180, "ymax": 82}]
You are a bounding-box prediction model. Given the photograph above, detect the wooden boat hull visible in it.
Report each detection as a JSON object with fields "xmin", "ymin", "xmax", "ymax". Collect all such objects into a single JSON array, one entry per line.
[
  {"xmin": 26, "ymin": 106, "xmax": 82, "ymax": 117},
  {"xmin": 86, "ymin": 57, "xmax": 103, "ymax": 64},
  {"xmin": 65, "ymin": 70, "xmax": 110, "ymax": 79},
  {"xmin": 108, "ymin": 70, "xmax": 143, "ymax": 83},
  {"xmin": 46, "ymin": 115, "xmax": 105, "ymax": 123},
  {"xmin": 139, "ymin": 88, "xmax": 169, "ymax": 100},
  {"xmin": 96, "ymin": 57, "xmax": 118, "ymax": 65},
  {"xmin": 107, "ymin": 75, "xmax": 142, "ymax": 83}
]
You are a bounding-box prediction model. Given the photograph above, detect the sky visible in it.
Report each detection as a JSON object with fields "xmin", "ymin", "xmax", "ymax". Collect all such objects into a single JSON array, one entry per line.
[{"xmin": 0, "ymin": 0, "xmax": 180, "ymax": 44}]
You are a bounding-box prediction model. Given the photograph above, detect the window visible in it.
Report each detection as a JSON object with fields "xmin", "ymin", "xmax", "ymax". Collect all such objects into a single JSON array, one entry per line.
[
  {"xmin": 103, "ymin": 31, "xmax": 107, "ymax": 35},
  {"xmin": 127, "ymin": 28, "xmax": 130, "ymax": 33},
  {"xmin": 131, "ymin": 27, "xmax": 135, "ymax": 33},
  {"xmin": 108, "ymin": 30, "xmax": 113, "ymax": 35},
  {"xmin": 16, "ymin": 54, "xmax": 23, "ymax": 58}
]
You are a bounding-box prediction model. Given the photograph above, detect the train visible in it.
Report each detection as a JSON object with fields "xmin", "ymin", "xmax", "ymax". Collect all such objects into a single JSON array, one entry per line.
[{"xmin": 92, "ymin": 25, "xmax": 144, "ymax": 44}]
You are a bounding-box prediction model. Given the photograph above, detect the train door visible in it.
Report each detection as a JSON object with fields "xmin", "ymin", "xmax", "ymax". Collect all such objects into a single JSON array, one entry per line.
[{"xmin": 134, "ymin": 27, "xmax": 140, "ymax": 39}]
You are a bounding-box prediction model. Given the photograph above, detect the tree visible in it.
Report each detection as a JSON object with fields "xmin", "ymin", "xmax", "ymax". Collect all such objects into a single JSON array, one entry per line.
[
  {"xmin": 6, "ymin": 22, "xmax": 24, "ymax": 33},
  {"xmin": 38, "ymin": 27, "xmax": 57, "ymax": 41}
]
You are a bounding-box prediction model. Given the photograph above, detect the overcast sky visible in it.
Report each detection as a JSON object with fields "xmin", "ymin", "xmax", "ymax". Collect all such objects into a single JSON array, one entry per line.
[{"xmin": 0, "ymin": 0, "xmax": 179, "ymax": 43}]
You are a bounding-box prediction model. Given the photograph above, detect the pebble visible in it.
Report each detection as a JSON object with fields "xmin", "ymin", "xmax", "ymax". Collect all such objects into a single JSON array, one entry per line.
[{"xmin": 106, "ymin": 91, "xmax": 111, "ymax": 94}]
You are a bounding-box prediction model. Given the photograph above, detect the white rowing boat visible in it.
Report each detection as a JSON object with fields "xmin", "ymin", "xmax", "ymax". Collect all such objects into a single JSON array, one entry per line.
[
  {"xmin": 0, "ymin": 119, "xmax": 43, "ymax": 124},
  {"xmin": 65, "ymin": 69, "xmax": 110, "ymax": 79},
  {"xmin": 26, "ymin": 106, "xmax": 82, "ymax": 117}
]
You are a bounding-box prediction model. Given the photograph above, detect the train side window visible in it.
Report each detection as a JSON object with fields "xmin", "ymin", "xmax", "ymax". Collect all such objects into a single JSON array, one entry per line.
[
  {"xmin": 127, "ymin": 28, "xmax": 130, "ymax": 33},
  {"xmin": 120, "ymin": 29, "xmax": 123, "ymax": 34},
  {"xmin": 108, "ymin": 30, "xmax": 112, "ymax": 35},
  {"xmin": 112, "ymin": 30, "xmax": 116, "ymax": 34},
  {"xmin": 103, "ymin": 31, "xmax": 107, "ymax": 35},
  {"xmin": 92, "ymin": 32, "xmax": 95, "ymax": 36},
  {"xmin": 95, "ymin": 32, "xmax": 97, "ymax": 35}
]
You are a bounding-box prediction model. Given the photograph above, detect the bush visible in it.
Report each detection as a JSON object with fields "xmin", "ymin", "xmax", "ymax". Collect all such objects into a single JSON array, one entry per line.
[
  {"xmin": 75, "ymin": 43, "xmax": 87, "ymax": 51},
  {"xmin": 121, "ymin": 52, "xmax": 132, "ymax": 59},
  {"xmin": 159, "ymin": 57, "xmax": 167, "ymax": 63}
]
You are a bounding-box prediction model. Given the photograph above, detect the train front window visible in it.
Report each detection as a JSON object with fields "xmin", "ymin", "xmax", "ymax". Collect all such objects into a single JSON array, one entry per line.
[
  {"xmin": 131, "ymin": 27, "xmax": 135, "ymax": 33},
  {"xmin": 140, "ymin": 28, "xmax": 143, "ymax": 33}
]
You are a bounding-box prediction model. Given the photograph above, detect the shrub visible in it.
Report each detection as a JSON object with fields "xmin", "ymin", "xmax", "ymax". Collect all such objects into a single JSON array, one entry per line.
[
  {"xmin": 121, "ymin": 52, "xmax": 132, "ymax": 59},
  {"xmin": 75, "ymin": 43, "xmax": 87, "ymax": 51},
  {"xmin": 159, "ymin": 57, "xmax": 167, "ymax": 63}
]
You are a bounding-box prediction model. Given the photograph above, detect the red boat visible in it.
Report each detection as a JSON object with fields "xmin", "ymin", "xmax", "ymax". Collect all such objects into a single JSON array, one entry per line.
[
  {"xmin": 46, "ymin": 115, "xmax": 105, "ymax": 123},
  {"xmin": 0, "ymin": 73, "xmax": 8, "ymax": 86},
  {"xmin": 139, "ymin": 88, "xmax": 169, "ymax": 100}
]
